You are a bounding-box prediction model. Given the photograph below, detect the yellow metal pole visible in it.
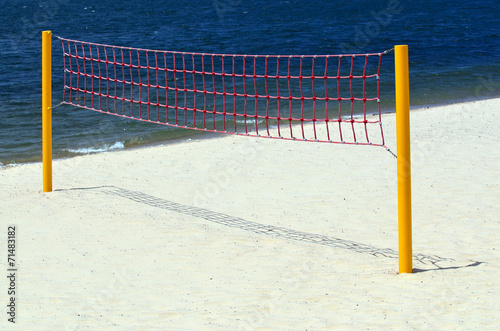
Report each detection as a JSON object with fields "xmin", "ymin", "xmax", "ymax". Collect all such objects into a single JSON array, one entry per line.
[
  {"xmin": 395, "ymin": 45, "xmax": 412, "ymax": 273},
  {"xmin": 42, "ymin": 30, "xmax": 52, "ymax": 192}
]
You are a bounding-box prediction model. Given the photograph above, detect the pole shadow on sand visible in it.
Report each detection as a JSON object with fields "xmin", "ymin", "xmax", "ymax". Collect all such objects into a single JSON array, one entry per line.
[{"xmin": 60, "ymin": 186, "xmax": 484, "ymax": 273}]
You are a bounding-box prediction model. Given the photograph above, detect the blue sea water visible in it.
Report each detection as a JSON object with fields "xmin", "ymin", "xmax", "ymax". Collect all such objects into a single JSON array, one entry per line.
[{"xmin": 0, "ymin": 0, "xmax": 499, "ymax": 165}]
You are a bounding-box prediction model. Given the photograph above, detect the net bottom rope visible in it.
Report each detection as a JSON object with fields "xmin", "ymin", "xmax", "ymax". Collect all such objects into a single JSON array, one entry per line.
[{"xmin": 57, "ymin": 35, "xmax": 394, "ymax": 149}]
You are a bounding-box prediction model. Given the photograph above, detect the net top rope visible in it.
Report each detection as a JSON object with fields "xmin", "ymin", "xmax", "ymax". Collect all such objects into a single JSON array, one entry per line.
[{"xmin": 56, "ymin": 35, "xmax": 394, "ymax": 149}]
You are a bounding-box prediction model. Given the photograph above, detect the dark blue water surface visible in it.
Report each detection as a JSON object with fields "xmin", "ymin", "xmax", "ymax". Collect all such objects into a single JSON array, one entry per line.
[{"xmin": 1, "ymin": 0, "xmax": 499, "ymax": 165}]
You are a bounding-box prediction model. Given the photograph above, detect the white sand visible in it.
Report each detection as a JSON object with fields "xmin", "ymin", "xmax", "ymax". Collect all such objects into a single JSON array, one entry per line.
[{"xmin": 1, "ymin": 98, "xmax": 499, "ymax": 330}]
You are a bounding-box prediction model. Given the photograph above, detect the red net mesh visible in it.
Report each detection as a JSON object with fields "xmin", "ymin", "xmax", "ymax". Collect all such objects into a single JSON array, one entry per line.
[{"xmin": 58, "ymin": 36, "xmax": 392, "ymax": 147}]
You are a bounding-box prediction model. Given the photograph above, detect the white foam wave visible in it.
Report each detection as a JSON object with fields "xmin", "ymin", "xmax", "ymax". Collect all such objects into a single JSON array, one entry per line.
[{"xmin": 65, "ymin": 141, "xmax": 125, "ymax": 154}]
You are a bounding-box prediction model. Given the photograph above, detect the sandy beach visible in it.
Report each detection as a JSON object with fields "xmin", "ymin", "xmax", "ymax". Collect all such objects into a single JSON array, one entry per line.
[{"xmin": 1, "ymin": 97, "xmax": 499, "ymax": 330}]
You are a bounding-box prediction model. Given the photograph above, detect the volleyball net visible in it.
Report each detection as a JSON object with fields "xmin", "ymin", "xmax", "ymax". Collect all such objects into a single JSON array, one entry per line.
[
  {"xmin": 55, "ymin": 34, "xmax": 393, "ymax": 147},
  {"xmin": 42, "ymin": 31, "xmax": 412, "ymax": 273}
]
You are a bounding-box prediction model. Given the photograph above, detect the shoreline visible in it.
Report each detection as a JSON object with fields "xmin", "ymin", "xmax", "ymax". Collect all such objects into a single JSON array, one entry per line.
[{"xmin": 2, "ymin": 95, "xmax": 499, "ymax": 168}]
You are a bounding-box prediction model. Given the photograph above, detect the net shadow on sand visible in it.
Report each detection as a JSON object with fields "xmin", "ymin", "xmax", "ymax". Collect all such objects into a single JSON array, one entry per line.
[{"xmin": 65, "ymin": 186, "xmax": 483, "ymax": 272}]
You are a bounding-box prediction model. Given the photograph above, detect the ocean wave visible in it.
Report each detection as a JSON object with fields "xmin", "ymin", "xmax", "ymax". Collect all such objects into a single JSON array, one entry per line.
[{"xmin": 64, "ymin": 141, "xmax": 125, "ymax": 155}]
